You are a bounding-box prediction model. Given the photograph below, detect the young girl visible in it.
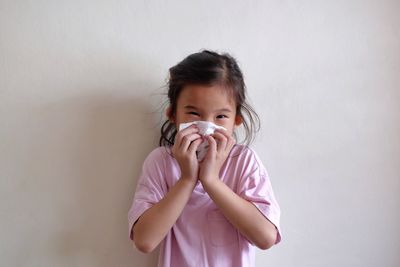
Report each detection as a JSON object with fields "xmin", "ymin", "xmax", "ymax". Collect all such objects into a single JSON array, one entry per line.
[{"xmin": 128, "ymin": 50, "xmax": 281, "ymax": 267}]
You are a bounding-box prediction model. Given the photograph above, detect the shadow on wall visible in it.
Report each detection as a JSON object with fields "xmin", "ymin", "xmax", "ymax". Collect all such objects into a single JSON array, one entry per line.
[{"xmin": 36, "ymin": 89, "xmax": 162, "ymax": 266}]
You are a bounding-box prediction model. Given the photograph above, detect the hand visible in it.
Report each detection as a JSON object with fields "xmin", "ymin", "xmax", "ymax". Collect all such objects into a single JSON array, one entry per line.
[
  {"xmin": 199, "ymin": 129, "xmax": 236, "ymax": 187},
  {"xmin": 171, "ymin": 125, "xmax": 203, "ymax": 183}
]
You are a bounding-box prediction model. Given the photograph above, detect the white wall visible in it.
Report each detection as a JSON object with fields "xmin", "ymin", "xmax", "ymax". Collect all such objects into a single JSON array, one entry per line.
[{"xmin": 1, "ymin": 1, "xmax": 399, "ymax": 266}]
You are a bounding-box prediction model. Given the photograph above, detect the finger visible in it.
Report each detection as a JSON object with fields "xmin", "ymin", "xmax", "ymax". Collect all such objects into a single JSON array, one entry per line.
[
  {"xmin": 206, "ymin": 135, "xmax": 217, "ymax": 158},
  {"xmin": 180, "ymin": 133, "xmax": 202, "ymax": 152},
  {"xmin": 215, "ymin": 129, "xmax": 236, "ymax": 150},
  {"xmin": 211, "ymin": 131, "xmax": 228, "ymax": 151},
  {"xmin": 175, "ymin": 125, "xmax": 198, "ymax": 145},
  {"xmin": 188, "ymin": 137, "xmax": 203, "ymax": 155},
  {"xmin": 214, "ymin": 128, "xmax": 231, "ymax": 139}
]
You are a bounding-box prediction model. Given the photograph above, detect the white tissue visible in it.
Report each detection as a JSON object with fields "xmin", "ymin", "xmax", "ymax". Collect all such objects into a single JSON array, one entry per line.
[{"xmin": 178, "ymin": 121, "xmax": 227, "ymax": 161}]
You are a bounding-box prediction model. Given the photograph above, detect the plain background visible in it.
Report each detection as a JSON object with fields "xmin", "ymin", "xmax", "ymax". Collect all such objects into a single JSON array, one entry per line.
[{"xmin": 1, "ymin": 1, "xmax": 399, "ymax": 266}]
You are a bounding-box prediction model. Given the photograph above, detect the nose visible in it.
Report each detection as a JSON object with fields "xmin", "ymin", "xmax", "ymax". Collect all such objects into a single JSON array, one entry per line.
[
  {"xmin": 199, "ymin": 117, "xmax": 222, "ymax": 128},
  {"xmin": 200, "ymin": 116, "xmax": 215, "ymax": 123}
]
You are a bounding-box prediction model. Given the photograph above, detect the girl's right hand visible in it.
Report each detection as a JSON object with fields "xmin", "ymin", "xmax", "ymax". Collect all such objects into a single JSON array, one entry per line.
[{"xmin": 171, "ymin": 124, "xmax": 203, "ymax": 182}]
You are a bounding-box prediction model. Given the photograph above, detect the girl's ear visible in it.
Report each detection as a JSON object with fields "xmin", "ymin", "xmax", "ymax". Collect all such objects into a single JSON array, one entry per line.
[
  {"xmin": 166, "ymin": 106, "xmax": 175, "ymax": 122},
  {"xmin": 234, "ymin": 115, "xmax": 243, "ymax": 126}
]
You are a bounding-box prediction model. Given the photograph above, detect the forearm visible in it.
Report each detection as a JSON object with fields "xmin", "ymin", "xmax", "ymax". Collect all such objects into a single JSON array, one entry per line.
[
  {"xmin": 202, "ymin": 179, "xmax": 278, "ymax": 250},
  {"xmin": 133, "ymin": 178, "xmax": 196, "ymax": 253}
]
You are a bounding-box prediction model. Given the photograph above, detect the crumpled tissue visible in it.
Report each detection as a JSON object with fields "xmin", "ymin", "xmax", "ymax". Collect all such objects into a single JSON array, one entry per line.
[{"xmin": 178, "ymin": 121, "xmax": 227, "ymax": 161}]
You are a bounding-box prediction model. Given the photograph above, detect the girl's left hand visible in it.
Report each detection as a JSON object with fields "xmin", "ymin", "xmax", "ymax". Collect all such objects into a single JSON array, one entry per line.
[{"xmin": 199, "ymin": 129, "xmax": 236, "ymax": 186}]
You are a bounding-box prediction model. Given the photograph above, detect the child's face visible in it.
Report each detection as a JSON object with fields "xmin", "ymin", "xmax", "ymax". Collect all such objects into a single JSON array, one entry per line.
[{"xmin": 168, "ymin": 84, "xmax": 242, "ymax": 136}]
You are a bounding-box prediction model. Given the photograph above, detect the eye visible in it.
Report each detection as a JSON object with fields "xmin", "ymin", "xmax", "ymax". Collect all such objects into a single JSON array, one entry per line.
[
  {"xmin": 187, "ymin": 111, "xmax": 199, "ymax": 116},
  {"xmin": 216, "ymin": 114, "xmax": 228, "ymax": 119}
]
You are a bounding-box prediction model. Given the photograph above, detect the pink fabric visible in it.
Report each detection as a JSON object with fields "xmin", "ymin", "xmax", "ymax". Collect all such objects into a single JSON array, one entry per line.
[{"xmin": 128, "ymin": 145, "xmax": 281, "ymax": 267}]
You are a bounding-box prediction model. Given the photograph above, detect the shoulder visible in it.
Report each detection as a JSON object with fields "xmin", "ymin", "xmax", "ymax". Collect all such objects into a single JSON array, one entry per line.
[
  {"xmin": 229, "ymin": 144, "xmax": 262, "ymax": 163},
  {"xmin": 228, "ymin": 144, "xmax": 267, "ymax": 175},
  {"xmin": 143, "ymin": 146, "xmax": 173, "ymax": 168},
  {"xmin": 146, "ymin": 146, "xmax": 171, "ymax": 159}
]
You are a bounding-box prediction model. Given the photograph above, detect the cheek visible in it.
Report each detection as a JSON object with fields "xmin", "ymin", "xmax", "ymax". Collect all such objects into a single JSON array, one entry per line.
[
  {"xmin": 175, "ymin": 112, "xmax": 198, "ymax": 126},
  {"xmin": 223, "ymin": 123, "xmax": 236, "ymax": 137},
  {"xmin": 175, "ymin": 110, "xmax": 187, "ymax": 122}
]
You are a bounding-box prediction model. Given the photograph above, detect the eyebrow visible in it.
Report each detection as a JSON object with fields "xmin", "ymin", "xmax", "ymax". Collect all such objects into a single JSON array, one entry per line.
[{"xmin": 184, "ymin": 105, "xmax": 233, "ymax": 113}]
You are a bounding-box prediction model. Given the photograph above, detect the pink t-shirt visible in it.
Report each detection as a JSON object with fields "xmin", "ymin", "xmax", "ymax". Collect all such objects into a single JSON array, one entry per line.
[{"xmin": 128, "ymin": 145, "xmax": 281, "ymax": 267}]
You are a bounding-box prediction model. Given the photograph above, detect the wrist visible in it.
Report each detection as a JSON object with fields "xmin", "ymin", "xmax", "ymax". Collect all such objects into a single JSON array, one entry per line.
[
  {"xmin": 179, "ymin": 177, "xmax": 198, "ymax": 189},
  {"xmin": 200, "ymin": 175, "xmax": 220, "ymax": 191}
]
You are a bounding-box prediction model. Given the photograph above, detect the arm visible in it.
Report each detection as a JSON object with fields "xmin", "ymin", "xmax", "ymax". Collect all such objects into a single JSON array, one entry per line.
[
  {"xmin": 199, "ymin": 132, "xmax": 278, "ymax": 250},
  {"xmin": 132, "ymin": 125, "xmax": 202, "ymax": 253},
  {"xmin": 202, "ymin": 179, "xmax": 278, "ymax": 250},
  {"xmin": 132, "ymin": 178, "xmax": 197, "ymax": 253}
]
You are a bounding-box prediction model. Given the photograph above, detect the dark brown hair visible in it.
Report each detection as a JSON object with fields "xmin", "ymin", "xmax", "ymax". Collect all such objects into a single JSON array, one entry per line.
[{"xmin": 159, "ymin": 50, "xmax": 260, "ymax": 146}]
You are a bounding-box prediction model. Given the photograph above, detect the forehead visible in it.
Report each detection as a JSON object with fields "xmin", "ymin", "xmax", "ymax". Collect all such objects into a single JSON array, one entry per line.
[{"xmin": 177, "ymin": 84, "xmax": 236, "ymax": 108}]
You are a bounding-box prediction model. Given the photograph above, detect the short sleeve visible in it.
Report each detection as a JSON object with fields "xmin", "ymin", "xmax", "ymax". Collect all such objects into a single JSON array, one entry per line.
[
  {"xmin": 127, "ymin": 148, "xmax": 169, "ymax": 240},
  {"xmin": 238, "ymin": 150, "xmax": 282, "ymax": 244}
]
